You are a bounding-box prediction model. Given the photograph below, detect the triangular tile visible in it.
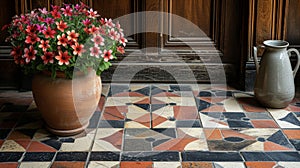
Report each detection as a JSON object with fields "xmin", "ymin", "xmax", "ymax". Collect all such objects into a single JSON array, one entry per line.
[
  {"xmin": 152, "ymin": 114, "xmax": 168, "ymax": 128},
  {"xmin": 267, "ymin": 130, "xmax": 294, "ymax": 149},
  {"xmin": 133, "ymin": 104, "xmax": 150, "ymax": 112},
  {"xmin": 152, "ymin": 92, "xmax": 180, "ymax": 97},
  {"xmin": 151, "ymin": 98, "xmax": 168, "ymax": 104},
  {"xmin": 264, "ymin": 141, "xmax": 293, "ymax": 151},
  {"xmin": 100, "ymin": 130, "xmax": 123, "ymax": 150},
  {"xmin": 27, "ymin": 141, "xmax": 57, "ymax": 152},
  {"xmin": 151, "ymin": 104, "xmax": 168, "ymax": 112},
  {"xmin": 195, "ymin": 98, "xmax": 212, "ymax": 111},
  {"xmin": 133, "ymin": 98, "xmax": 150, "ymax": 104},
  {"xmin": 134, "ymin": 86, "xmax": 150, "ymax": 96},
  {"xmin": 279, "ymin": 113, "xmax": 300, "ymax": 126}
]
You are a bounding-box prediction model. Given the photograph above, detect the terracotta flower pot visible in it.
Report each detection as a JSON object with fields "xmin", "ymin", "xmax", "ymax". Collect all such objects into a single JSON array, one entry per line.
[{"xmin": 32, "ymin": 70, "xmax": 101, "ymax": 136}]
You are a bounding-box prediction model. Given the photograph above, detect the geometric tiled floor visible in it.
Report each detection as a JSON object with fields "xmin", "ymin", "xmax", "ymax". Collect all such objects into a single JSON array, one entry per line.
[{"xmin": 1, "ymin": 84, "xmax": 300, "ymax": 168}]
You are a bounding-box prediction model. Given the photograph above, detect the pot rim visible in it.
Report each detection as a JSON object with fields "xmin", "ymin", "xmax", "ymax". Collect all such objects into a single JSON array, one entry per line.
[{"xmin": 263, "ymin": 40, "xmax": 289, "ymax": 48}]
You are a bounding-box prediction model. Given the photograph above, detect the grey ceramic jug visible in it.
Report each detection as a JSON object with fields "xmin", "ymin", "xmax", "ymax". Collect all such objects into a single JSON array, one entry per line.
[{"xmin": 253, "ymin": 40, "xmax": 300, "ymax": 108}]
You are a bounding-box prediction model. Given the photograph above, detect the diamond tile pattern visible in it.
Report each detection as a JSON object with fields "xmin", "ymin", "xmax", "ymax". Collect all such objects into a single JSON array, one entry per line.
[{"xmin": 0, "ymin": 84, "xmax": 300, "ymax": 167}]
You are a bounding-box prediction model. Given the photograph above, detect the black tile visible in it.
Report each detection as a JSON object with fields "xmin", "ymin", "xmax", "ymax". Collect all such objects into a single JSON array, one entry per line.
[
  {"xmin": 227, "ymin": 120, "xmax": 254, "ymax": 128},
  {"xmin": 134, "ymin": 86, "xmax": 150, "ymax": 96},
  {"xmin": 289, "ymin": 139, "xmax": 300, "ymax": 150},
  {"xmin": 98, "ymin": 120, "xmax": 124, "ymax": 128},
  {"xmin": 0, "ymin": 129, "xmax": 11, "ymax": 139},
  {"xmin": 88, "ymin": 111, "xmax": 101, "ymax": 128},
  {"xmin": 23, "ymin": 152, "xmax": 55, "ymax": 161},
  {"xmin": 198, "ymin": 91, "xmax": 212, "ymax": 97},
  {"xmin": 151, "ymin": 86, "xmax": 167, "ymax": 95},
  {"xmin": 121, "ymin": 151, "xmax": 179, "ymax": 161},
  {"xmin": 55, "ymin": 152, "xmax": 88, "ymax": 161},
  {"xmin": 182, "ymin": 151, "xmax": 243, "ymax": 161},
  {"xmin": 108, "ymin": 85, "xmax": 129, "ymax": 97},
  {"xmin": 241, "ymin": 152, "xmax": 300, "ymax": 161},
  {"xmin": 267, "ymin": 130, "xmax": 294, "ymax": 149},
  {"xmin": 223, "ymin": 113, "xmax": 246, "ymax": 120},
  {"xmin": 196, "ymin": 99, "xmax": 212, "ymax": 111},
  {"xmin": 152, "ymin": 128, "xmax": 176, "ymax": 138},
  {"xmin": 151, "ymin": 104, "xmax": 168, "ymax": 112},
  {"xmin": 170, "ymin": 85, "xmax": 192, "ymax": 91},
  {"xmin": 0, "ymin": 152, "xmax": 23, "ymax": 162},
  {"xmin": 279, "ymin": 113, "xmax": 300, "ymax": 126},
  {"xmin": 42, "ymin": 139, "xmax": 62, "ymax": 150},
  {"xmin": 213, "ymin": 91, "xmax": 233, "ymax": 97},
  {"xmin": 59, "ymin": 138, "xmax": 75, "ymax": 143},
  {"xmin": 89, "ymin": 152, "xmax": 120, "ymax": 161},
  {"xmin": 134, "ymin": 104, "xmax": 150, "ymax": 111},
  {"xmin": 176, "ymin": 120, "xmax": 202, "ymax": 128}
]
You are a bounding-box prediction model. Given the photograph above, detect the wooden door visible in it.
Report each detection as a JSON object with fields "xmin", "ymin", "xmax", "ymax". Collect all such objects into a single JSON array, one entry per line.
[{"xmin": 0, "ymin": 0, "xmax": 244, "ymax": 89}]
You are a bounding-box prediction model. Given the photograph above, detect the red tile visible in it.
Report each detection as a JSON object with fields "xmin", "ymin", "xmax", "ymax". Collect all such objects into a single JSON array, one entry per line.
[
  {"xmin": 251, "ymin": 120, "xmax": 279, "ymax": 128},
  {"xmin": 51, "ymin": 161, "xmax": 85, "ymax": 168},
  {"xmin": 283, "ymin": 130, "xmax": 300, "ymax": 139},
  {"xmin": 201, "ymin": 105, "xmax": 226, "ymax": 112},
  {"xmin": 285, "ymin": 105, "xmax": 300, "ymax": 112},
  {"xmin": 97, "ymin": 95, "xmax": 106, "ymax": 111},
  {"xmin": 134, "ymin": 98, "xmax": 150, "ymax": 104},
  {"xmin": 151, "ymin": 98, "xmax": 167, "ymax": 104},
  {"xmin": 0, "ymin": 140, "xmax": 4, "ymax": 148},
  {"xmin": 15, "ymin": 140, "xmax": 31, "ymax": 150},
  {"xmin": 152, "ymin": 92, "xmax": 180, "ymax": 97},
  {"xmin": 120, "ymin": 162, "xmax": 152, "ymax": 168},
  {"xmin": 7, "ymin": 130, "xmax": 31, "ymax": 140},
  {"xmin": 102, "ymin": 106, "xmax": 127, "ymax": 120},
  {"xmin": 241, "ymin": 104, "xmax": 267, "ymax": 112},
  {"xmin": 204, "ymin": 129, "xmax": 222, "ymax": 140},
  {"xmin": 245, "ymin": 162, "xmax": 276, "ymax": 168},
  {"xmin": 27, "ymin": 141, "xmax": 57, "ymax": 152},
  {"xmin": 173, "ymin": 106, "xmax": 199, "ymax": 120},
  {"xmin": 99, "ymin": 130, "xmax": 123, "ymax": 150},
  {"xmin": 182, "ymin": 162, "xmax": 214, "ymax": 168},
  {"xmin": 113, "ymin": 92, "xmax": 145, "ymax": 97},
  {"xmin": 200, "ymin": 97, "xmax": 226, "ymax": 104},
  {"xmin": 264, "ymin": 141, "xmax": 292, "ymax": 151},
  {"xmin": 151, "ymin": 114, "xmax": 167, "ymax": 128},
  {"xmin": 154, "ymin": 138, "xmax": 197, "ymax": 151},
  {"xmin": 134, "ymin": 114, "xmax": 151, "ymax": 128},
  {"xmin": 0, "ymin": 163, "xmax": 19, "ymax": 168}
]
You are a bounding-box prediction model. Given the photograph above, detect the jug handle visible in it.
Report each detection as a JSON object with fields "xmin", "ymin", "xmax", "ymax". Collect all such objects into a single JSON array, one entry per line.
[
  {"xmin": 253, "ymin": 46, "xmax": 264, "ymax": 74},
  {"xmin": 287, "ymin": 48, "xmax": 300, "ymax": 78}
]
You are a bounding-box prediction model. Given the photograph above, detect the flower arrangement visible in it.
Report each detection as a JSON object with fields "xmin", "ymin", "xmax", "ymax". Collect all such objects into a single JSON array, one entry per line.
[{"xmin": 3, "ymin": 3, "xmax": 127, "ymax": 79}]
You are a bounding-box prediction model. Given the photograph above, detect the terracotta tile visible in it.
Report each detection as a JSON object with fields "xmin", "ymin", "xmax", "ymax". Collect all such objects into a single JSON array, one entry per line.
[
  {"xmin": 264, "ymin": 141, "xmax": 293, "ymax": 151},
  {"xmin": 283, "ymin": 130, "xmax": 300, "ymax": 139},
  {"xmin": 173, "ymin": 106, "xmax": 199, "ymax": 120},
  {"xmin": 201, "ymin": 105, "xmax": 226, "ymax": 112},
  {"xmin": 51, "ymin": 161, "xmax": 85, "ymax": 168},
  {"xmin": 245, "ymin": 162, "xmax": 276, "ymax": 168},
  {"xmin": 134, "ymin": 98, "xmax": 151, "ymax": 104},
  {"xmin": 221, "ymin": 130, "xmax": 256, "ymax": 140},
  {"xmin": 241, "ymin": 104, "xmax": 267, "ymax": 112},
  {"xmin": 99, "ymin": 130, "xmax": 123, "ymax": 150},
  {"xmin": 112, "ymin": 92, "xmax": 146, "ymax": 97},
  {"xmin": 0, "ymin": 163, "xmax": 18, "ymax": 168},
  {"xmin": 120, "ymin": 162, "xmax": 152, "ymax": 168},
  {"xmin": 0, "ymin": 140, "xmax": 4, "ymax": 148},
  {"xmin": 204, "ymin": 129, "xmax": 222, "ymax": 140},
  {"xmin": 27, "ymin": 141, "xmax": 57, "ymax": 152},
  {"xmin": 97, "ymin": 95, "xmax": 106, "ymax": 112},
  {"xmin": 251, "ymin": 120, "xmax": 279, "ymax": 128},
  {"xmin": 152, "ymin": 114, "xmax": 168, "ymax": 128},
  {"xmin": 7, "ymin": 130, "xmax": 32, "ymax": 140},
  {"xmin": 102, "ymin": 106, "xmax": 126, "ymax": 120},
  {"xmin": 285, "ymin": 105, "xmax": 300, "ymax": 112},
  {"xmin": 154, "ymin": 138, "xmax": 198, "ymax": 151},
  {"xmin": 152, "ymin": 92, "xmax": 181, "ymax": 97},
  {"xmin": 182, "ymin": 162, "xmax": 214, "ymax": 168}
]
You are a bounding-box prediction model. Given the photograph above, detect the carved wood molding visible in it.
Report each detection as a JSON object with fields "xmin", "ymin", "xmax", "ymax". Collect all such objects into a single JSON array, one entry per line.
[{"xmin": 248, "ymin": 0, "xmax": 289, "ymax": 60}]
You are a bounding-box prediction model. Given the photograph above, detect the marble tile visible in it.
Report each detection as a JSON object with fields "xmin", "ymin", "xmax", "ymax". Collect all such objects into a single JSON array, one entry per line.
[
  {"xmin": 121, "ymin": 151, "xmax": 180, "ymax": 161},
  {"xmin": 153, "ymin": 162, "xmax": 181, "ymax": 168},
  {"xmin": 182, "ymin": 151, "xmax": 243, "ymax": 161},
  {"xmin": 55, "ymin": 152, "xmax": 88, "ymax": 161},
  {"xmin": 268, "ymin": 109, "xmax": 300, "ymax": 128},
  {"xmin": 244, "ymin": 162, "xmax": 276, "ymax": 168},
  {"xmin": 93, "ymin": 128, "xmax": 123, "ymax": 151},
  {"xmin": 60, "ymin": 133, "xmax": 94, "ymax": 151},
  {"xmin": 22, "ymin": 152, "xmax": 55, "ymax": 161},
  {"xmin": 0, "ymin": 163, "xmax": 19, "ymax": 168},
  {"xmin": 0, "ymin": 140, "xmax": 30, "ymax": 152},
  {"xmin": 181, "ymin": 162, "xmax": 214, "ymax": 168},
  {"xmin": 213, "ymin": 162, "xmax": 245, "ymax": 168},
  {"xmin": 241, "ymin": 152, "xmax": 300, "ymax": 161},
  {"xmin": 19, "ymin": 162, "xmax": 51, "ymax": 168},
  {"xmin": 120, "ymin": 161, "xmax": 153, "ymax": 168},
  {"xmin": 0, "ymin": 152, "xmax": 23, "ymax": 162},
  {"xmin": 88, "ymin": 161, "xmax": 119, "ymax": 168},
  {"xmin": 89, "ymin": 152, "xmax": 120, "ymax": 161}
]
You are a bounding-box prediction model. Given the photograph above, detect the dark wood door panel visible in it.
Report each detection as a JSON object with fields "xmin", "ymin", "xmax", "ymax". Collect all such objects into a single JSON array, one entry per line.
[{"xmin": 287, "ymin": 0, "xmax": 300, "ymax": 47}]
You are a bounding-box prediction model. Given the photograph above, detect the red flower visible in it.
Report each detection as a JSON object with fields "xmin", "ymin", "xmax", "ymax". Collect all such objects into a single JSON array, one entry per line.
[
  {"xmin": 43, "ymin": 27, "xmax": 56, "ymax": 39},
  {"xmin": 38, "ymin": 40, "xmax": 50, "ymax": 52},
  {"xmin": 61, "ymin": 5, "xmax": 73, "ymax": 16},
  {"xmin": 67, "ymin": 30, "xmax": 79, "ymax": 41},
  {"xmin": 10, "ymin": 46, "xmax": 24, "ymax": 64},
  {"xmin": 89, "ymin": 25, "xmax": 98, "ymax": 34},
  {"xmin": 41, "ymin": 52, "xmax": 54, "ymax": 64},
  {"xmin": 25, "ymin": 34, "xmax": 40, "ymax": 44},
  {"xmin": 51, "ymin": 10, "xmax": 61, "ymax": 19},
  {"xmin": 23, "ymin": 46, "xmax": 37, "ymax": 63},
  {"xmin": 25, "ymin": 25, "xmax": 37, "ymax": 34},
  {"xmin": 82, "ymin": 19, "xmax": 91, "ymax": 26},
  {"xmin": 84, "ymin": 27, "xmax": 92, "ymax": 34},
  {"xmin": 119, "ymin": 37, "xmax": 128, "ymax": 47},
  {"xmin": 55, "ymin": 51, "xmax": 72, "ymax": 65},
  {"xmin": 57, "ymin": 34, "xmax": 68, "ymax": 47},
  {"xmin": 101, "ymin": 49, "xmax": 113, "ymax": 62},
  {"xmin": 56, "ymin": 21, "xmax": 68, "ymax": 32},
  {"xmin": 88, "ymin": 9, "xmax": 99, "ymax": 18},
  {"xmin": 71, "ymin": 43, "xmax": 84, "ymax": 56},
  {"xmin": 117, "ymin": 46, "xmax": 125, "ymax": 54},
  {"xmin": 109, "ymin": 29, "xmax": 119, "ymax": 40}
]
